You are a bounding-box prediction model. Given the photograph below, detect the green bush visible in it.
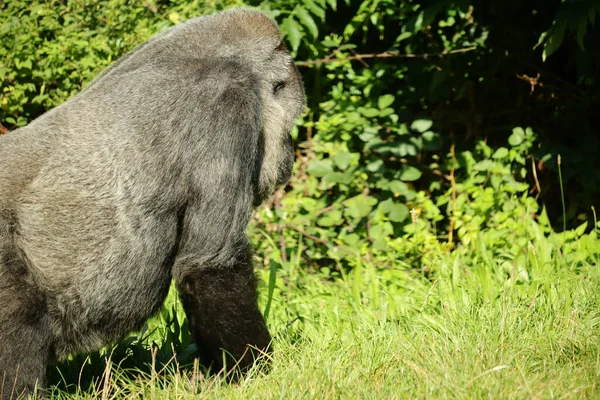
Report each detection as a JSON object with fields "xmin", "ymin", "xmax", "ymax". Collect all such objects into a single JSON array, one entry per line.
[{"xmin": 0, "ymin": 0, "xmax": 241, "ymax": 126}]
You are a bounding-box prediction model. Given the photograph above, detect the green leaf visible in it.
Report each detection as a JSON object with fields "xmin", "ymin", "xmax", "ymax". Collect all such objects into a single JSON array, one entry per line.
[
  {"xmin": 411, "ymin": 119, "xmax": 433, "ymax": 133},
  {"xmin": 397, "ymin": 143, "xmax": 409, "ymax": 157},
  {"xmin": 389, "ymin": 180, "xmax": 408, "ymax": 195},
  {"xmin": 321, "ymin": 38, "xmax": 338, "ymax": 47},
  {"xmin": 377, "ymin": 94, "xmax": 394, "ymax": 110},
  {"xmin": 359, "ymin": 127, "xmax": 379, "ymax": 142},
  {"xmin": 540, "ymin": 22, "xmax": 567, "ymax": 61},
  {"xmin": 422, "ymin": 131, "xmax": 442, "ymax": 151},
  {"xmin": 492, "ymin": 147, "xmax": 509, "ymax": 159},
  {"xmin": 317, "ymin": 210, "xmax": 343, "ymax": 227},
  {"xmin": 406, "ymin": 12, "xmax": 424, "ymax": 34},
  {"xmin": 295, "ymin": 7, "xmax": 318, "ymax": 39},
  {"xmin": 508, "ymin": 127, "xmax": 525, "ymax": 146},
  {"xmin": 372, "ymin": 237, "xmax": 388, "ymax": 251},
  {"xmin": 299, "ymin": 197, "xmax": 319, "ymax": 211},
  {"xmin": 303, "ymin": 0, "xmax": 326, "ymax": 21},
  {"xmin": 307, "ymin": 160, "xmax": 333, "ymax": 177},
  {"xmin": 399, "ymin": 166, "xmax": 421, "ymax": 181},
  {"xmin": 344, "ymin": 195, "xmax": 378, "ymax": 219},
  {"xmin": 370, "ymin": 221, "xmax": 393, "ymax": 239},
  {"xmin": 366, "ymin": 159, "xmax": 384, "ymax": 172},
  {"xmin": 396, "ymin": 31, "xmax": 412, "ymax": 43},
  {"xmin": 20, "ymin": 59, "xmax": 32, "ymax": 70},
  {"xmin": 534, "ymin": 31, "xmax": 548, "ymax": 50},
  {"xmin": 357, "ymin": 107, "xmax": 379, "ymax": 118},
  {"xmin": 333, "ymin": 151, "xmax": 352, "ymax": 170},
  {"xmin": 378, "ymin": 108, "xmax": 395, "ymax": 118},
  {"xmin": 575, "ymin": 221, "xmax": 588, "ymax": 237},
  {"xmin": 281, "ymin": 17, "xmax": 303, "ymax": 52},
  {"xmin": 341, "ymin": 233, "xmax": 361, "ymax": 246},
  {"xmin": 503, "ymin": 179, "xmax": 529, "ymax": 193},
  {"xmin": 387, "ymin": 202, "xmax": 409, "ymax": 222},
  {"xmin": 323, "ymin": 172, "xmax": 343, "ymax": 185},
  {"xmin": 473, "ymin": 159, "xmax": 496, "ymax": 171},
  {"xmin": 322, "ymin": 170, "xmax": 354, "ymax": 186}
]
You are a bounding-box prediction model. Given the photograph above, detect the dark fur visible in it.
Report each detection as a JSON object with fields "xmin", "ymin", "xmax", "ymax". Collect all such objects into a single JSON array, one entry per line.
[{"xmin": 0, "ymin": 8, "xmax": 304, "ymax": 398}]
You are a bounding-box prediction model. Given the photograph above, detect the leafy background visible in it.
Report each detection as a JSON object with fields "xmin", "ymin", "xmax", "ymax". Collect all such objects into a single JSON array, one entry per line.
[{"xmin": 1, "ymin": 0, "xmax": 600, "ymax": 396}]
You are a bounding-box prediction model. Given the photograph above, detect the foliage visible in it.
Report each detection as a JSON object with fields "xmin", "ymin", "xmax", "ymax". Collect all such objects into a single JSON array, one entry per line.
[
  {"xmin": 1, "ymin": 0, "xmax": 600, "ymax": 396},
  {"xmin": 0, "ymin": 0, "xmax": 243, "ymax": 126},
  {"xmin": 536, "ymin": 0, "xmax": 600, "ymax": 62}
]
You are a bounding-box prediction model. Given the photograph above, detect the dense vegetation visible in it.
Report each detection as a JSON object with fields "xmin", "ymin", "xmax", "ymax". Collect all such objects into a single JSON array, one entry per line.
[{"xmin": 1, "ymin": 0, "xmax": 599, "ymax": 398}]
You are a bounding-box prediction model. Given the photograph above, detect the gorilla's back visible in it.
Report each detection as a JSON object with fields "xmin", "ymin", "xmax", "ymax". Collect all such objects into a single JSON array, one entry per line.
[{"xmin": 0, "ymin": 121, "xmax": 57, "ymax": 252}]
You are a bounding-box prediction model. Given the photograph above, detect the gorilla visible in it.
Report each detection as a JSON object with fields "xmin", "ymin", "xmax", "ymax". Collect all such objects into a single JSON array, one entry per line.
[{"xmin": 0, "ymin": 7, "xmax": 304, "ymax": 398}]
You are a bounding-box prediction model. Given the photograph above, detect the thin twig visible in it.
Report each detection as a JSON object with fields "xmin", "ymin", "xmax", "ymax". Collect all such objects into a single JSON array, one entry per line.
[
  {"xmin": 285, "ymin": 223, "xmax": 359, "ymax": 257},
  {"xmin": 0, "ymin": 123, "xmax": 9, "ymax": 134},
  {"xmin": 431, "ymin": 169, "xmax": 452, "ymax": 181},
  {"xmin": 323, "ymin": 44, "xmax": 344, "ymax": 63},
  {"xmin": 314, "ymin": 205, "xmax": 335, "ymax": 216},
  {"xmin": 349, "ymin": 48, "xmax": 370, "ymax": 68},
  {"xmin": 144, "ymin": 1, "xmax": 160, "ymax": 15},
  {"xmin": 531, "ymin": 157, "xmax": 542, "ymax": 200},
  {"xmin": 296, "ymin": 46, "xmax": 477, "ymax": 67},
  {"xmin": 516, "ymin": 72, "xmax": 542, "ymax": 94},
  {"xmin": 508, "ymin": 55, "xmax": 588, "ymax": 98}
]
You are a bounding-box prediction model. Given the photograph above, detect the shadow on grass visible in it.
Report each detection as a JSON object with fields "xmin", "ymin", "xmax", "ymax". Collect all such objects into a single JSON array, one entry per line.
[{"xmin": 46, "ymin": 335, "xmax": 200, "ymax": 396}]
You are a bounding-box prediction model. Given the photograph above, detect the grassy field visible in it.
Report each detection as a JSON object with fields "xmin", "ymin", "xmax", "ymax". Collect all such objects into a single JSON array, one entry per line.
[{"xmin": 42, "ymin": 216, "xmax": 600, "ymax": 400}]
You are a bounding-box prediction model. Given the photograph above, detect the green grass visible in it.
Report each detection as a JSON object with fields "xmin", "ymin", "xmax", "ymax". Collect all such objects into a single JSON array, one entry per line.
[{"xmin": 46, "ymin": 224, "xmax": 600, "ymax": 399}]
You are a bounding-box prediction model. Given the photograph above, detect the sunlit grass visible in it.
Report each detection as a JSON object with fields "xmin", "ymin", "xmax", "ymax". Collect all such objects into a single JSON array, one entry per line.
[{"xmin": 45, "ymin": 222, "xmax": 600, "ymax": 399}]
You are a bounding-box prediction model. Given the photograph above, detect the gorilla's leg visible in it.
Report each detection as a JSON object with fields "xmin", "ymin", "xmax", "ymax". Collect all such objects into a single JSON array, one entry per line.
[
  {"xmin": 0, "ymin": 270, "xmax": 51, "ymax": 399},
  {"xmin": 176, "ymin": 254, "xmax": 272, "ymax": 376}
]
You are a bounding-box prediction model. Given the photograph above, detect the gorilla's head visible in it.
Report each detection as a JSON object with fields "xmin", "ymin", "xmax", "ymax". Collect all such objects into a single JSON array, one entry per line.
[{"xmin": 198, "ymin": 9, "xmax": 306, "ymax": 204}]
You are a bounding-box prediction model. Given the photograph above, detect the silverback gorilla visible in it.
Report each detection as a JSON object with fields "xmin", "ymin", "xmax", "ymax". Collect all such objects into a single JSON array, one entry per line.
[{"xmin": 0, "ymin": 8, "xmax": 304, "ymax": 398}]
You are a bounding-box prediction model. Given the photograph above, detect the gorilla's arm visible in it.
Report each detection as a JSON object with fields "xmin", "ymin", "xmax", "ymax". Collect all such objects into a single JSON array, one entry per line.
[
  {"xmin": 173, "ymin": 71, "xmax": 271, "ymax": 374},
  {"xmin": 175, "ymin": 244, "xmax": 271, "ymax": 374}
]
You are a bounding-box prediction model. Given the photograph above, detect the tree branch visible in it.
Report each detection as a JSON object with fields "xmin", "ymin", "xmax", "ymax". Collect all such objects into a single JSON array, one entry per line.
[
  {"xmin": 295, "ymin": 46, "xmax": 477, "ymax": 67},
  {"xmin": 285, "ymin": 223, "xmax": 359, "ymax": 257}
]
